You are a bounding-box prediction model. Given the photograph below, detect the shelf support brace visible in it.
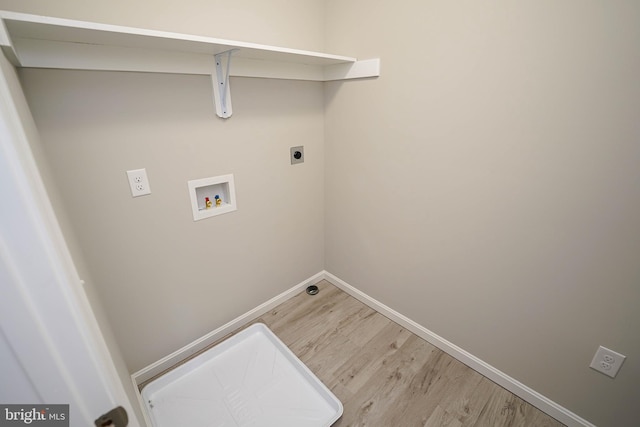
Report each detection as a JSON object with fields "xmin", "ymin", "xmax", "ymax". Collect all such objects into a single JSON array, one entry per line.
[{"xmin": 212, "ymin": 49, "xmax": 236, "ymax": 119}]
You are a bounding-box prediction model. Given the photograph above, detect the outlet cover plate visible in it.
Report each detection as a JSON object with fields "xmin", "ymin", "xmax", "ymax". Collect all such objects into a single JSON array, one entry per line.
[
  {"xmin": 590, "ymin": 346, "xmax": 626, "ymax": 378},
  {"xmin": 290, "ymin": 146, "xmax": 304, "ymax": 165},
  {"xmin": 126, "ymin": 168, "xmax": 151, "ymax": 197}
]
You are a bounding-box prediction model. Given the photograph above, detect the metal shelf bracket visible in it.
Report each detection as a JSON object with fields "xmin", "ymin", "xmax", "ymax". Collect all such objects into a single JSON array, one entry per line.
[{"xmin": 212, "ymin": 49, "xmax": 236, "ymax": 119}]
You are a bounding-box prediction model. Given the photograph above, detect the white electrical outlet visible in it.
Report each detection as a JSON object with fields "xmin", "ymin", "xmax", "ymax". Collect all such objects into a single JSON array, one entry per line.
[
  {"xmin": 126, "ymin": 168, "xmax": 151, "ymax": 197},
  {"xmin": 590, "ymin": 346, "xmax": 626, "ymax": 378}
]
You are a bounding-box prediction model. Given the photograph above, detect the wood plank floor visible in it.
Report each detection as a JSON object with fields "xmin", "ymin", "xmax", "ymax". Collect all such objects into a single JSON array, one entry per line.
[
  {"xmin": 145, "ymin": 280, "xmax": 566, "ymax": 426},
  {"xmin": 254, "ymin": 281, "xmax": 564, "ymax": 427}
]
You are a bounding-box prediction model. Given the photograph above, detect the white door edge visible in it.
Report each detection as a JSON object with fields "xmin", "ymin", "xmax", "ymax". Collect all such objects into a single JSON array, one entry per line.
[{"xmin": 0, "ymin": 55, "xmax": 141, "ymax": 426}]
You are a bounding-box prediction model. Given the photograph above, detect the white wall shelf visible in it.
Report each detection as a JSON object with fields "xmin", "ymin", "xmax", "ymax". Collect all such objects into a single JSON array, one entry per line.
[
  {"xmin": 188, "ymin": 174, "xmax": 237, "ymax": 221},
  {"xmin": 0, "ymin": 11, "xmax": 380, "ymax": 118}
]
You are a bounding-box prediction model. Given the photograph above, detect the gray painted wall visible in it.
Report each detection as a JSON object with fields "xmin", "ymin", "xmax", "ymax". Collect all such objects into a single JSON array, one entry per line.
[
  {"xmin": 324, "ymin": 1, "xmax": 640, "ymax": 426},
  {"xmin": 20, "ymin": 70, "xmax": 326, "ymax": 373}
]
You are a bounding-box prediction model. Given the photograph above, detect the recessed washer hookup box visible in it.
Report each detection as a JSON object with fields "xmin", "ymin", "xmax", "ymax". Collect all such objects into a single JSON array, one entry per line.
[{"xmin": 142, "ymin": 323, "xmax": 343, "ymax": 427}]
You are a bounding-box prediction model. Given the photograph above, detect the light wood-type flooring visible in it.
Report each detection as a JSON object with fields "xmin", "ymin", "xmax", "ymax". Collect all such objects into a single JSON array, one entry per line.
[{"xmin": 146, "ymin": 280, "xmax": 566, "ymax": 426}]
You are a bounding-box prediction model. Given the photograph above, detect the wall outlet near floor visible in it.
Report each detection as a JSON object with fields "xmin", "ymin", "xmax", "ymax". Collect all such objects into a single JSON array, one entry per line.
[
  {"xmin": 589, "ymin": 346, "xmax": 626, "ymax": 378},
  {"xmin": 126, "ymin": 168, "xmax": 151, "ymax": 197}
]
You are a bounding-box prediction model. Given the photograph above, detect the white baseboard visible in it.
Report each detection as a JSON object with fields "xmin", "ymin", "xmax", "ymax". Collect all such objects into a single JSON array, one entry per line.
[
  {"xmin": 131, "ymin": 271, "xmax": 325, "ymax": 386},
  {"xmin": 321, "ymin": 271, "xmax": 595, "ymax": 427}
]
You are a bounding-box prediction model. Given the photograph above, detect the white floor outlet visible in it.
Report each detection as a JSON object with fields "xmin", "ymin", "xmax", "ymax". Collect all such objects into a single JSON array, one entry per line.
[{"xmin": 589, "ymin": 345, "xmax": 626, "ymax": 378}]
